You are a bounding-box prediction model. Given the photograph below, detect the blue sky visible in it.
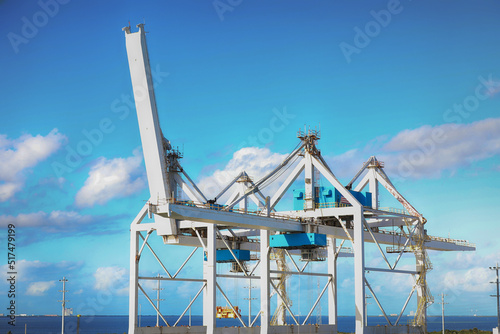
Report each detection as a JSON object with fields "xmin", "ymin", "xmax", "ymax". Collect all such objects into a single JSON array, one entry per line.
[{"xmin": 1, "ymin": 0, "xmax": 500, "ymax": 321}]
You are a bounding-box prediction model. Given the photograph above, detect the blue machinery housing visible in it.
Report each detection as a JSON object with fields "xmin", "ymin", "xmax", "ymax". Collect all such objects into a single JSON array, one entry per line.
[
  {"xmin": 293, "ymin": 186, "xmax": 372, "ymax": 210},
  {"xmin": 270, "ymin": 233, "xmax": 327, "ymax": 249},
  {"xmin": 213, "ymin": 249, "xmax": 251, "ymax": 263}
]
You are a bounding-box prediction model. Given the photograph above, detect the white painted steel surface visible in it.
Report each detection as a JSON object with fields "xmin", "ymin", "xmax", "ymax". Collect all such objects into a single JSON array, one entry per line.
[{"xmin": 123, "ymin": 25, "xmax": 475, "ymax": 334}]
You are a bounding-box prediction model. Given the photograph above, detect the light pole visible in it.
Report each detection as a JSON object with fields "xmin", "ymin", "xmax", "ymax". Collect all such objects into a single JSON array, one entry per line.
[
  {"xmin": 58, "ymin": 277, "xmax": 68, "ymax": 334},
  {"xmin": 244, "ymin": 278, "xmax": 257, "ymax": 326},
  {"xmin": 490, "ymin": 263, "xmax": 500, "ymax": 330},
  {"xmin": 365, "ymin": 295, "xmax": 372, "ymax": 325},
  {"xmin": 438, "ymin": 293, "xmax": 447, "ymax": 334},
  {"xmin": 153, "ymin": 274, "xmax": 164, "ymax": 327}
]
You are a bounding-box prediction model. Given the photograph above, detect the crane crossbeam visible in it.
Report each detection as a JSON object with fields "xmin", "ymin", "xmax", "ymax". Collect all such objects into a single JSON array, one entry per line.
[{"xmin": 155, "ymin": 203, "xmax": 474, "ymax": 251}]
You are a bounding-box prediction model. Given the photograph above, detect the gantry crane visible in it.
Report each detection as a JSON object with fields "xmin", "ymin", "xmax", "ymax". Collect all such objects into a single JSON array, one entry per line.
[{"xmin": 123, "ymin": 24, "xmax": 475, "ymax": 334}]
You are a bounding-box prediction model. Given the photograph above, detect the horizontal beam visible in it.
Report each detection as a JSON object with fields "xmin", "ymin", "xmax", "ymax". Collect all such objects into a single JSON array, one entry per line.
[
  {"xmin": 135, "ymin": 324, "xmax": 337, "ymax": 334},
  {"xmin": 270, "ymin": 270, "xmax": 333, "ymax": 278},
  {"xmin": 216, "ymin": 274, "xmax": 283, "ymax": 280},
  {"xmin": 365, "ymin": 267, "xmax": 418, "ymax": 275},
  {"xmin": 278, "ymin": 207, "xmax": 358, "ymax": 218},
  {"xmin": 426, "ymin": 239, "xmax": 475, "ymax": 252},
  {"xmin": 131, "ymin": 223, "xmax": 157, "ymax": 232},
  {"xmin": 138, "ymin": 276, "xmax": 206, "ymax": 283},
  {"xmin": 163, "ymin": 235, "xmax": 260, "ymax": 251},
  {"xmin": 159, "ymin": 203, "xmax": 303, "ymax": 232},
  {"xmin": 162, "ymin": 235, "xmax": 354, "ymax": 257},
  {"xmin": 156, "ymin": 203, "xmax": 474, "ymax": 252},
  {"xmin": 365, "ymin": 218, "xmax": 417, "ymax": 228},
  {"xmin": 364, "ymin": 208, "xmax": 418, "ymax": 219}
]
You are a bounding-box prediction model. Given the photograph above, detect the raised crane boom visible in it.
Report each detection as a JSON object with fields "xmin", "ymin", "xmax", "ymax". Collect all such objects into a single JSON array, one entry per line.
[{"xmin": 123, "ymin": 24, "xmax": 177, "ymax": 234}]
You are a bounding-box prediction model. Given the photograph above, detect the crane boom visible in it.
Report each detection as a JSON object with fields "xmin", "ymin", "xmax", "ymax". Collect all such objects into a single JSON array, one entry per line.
[{"xmin": 123, "ymin": 24, "xmax": 177, "ymax": 235}]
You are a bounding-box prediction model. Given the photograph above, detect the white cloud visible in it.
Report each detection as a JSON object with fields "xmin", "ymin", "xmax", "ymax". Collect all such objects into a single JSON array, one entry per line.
[
  {"xmin": 26, "ymin": 281, "xmax": 56, "ymax": 296},
  {"xmin": 323, "ymin": 118, "xmax": 500, "ymax": 181},
  {"xmin": 381, "ymin": 118, "xmax": 500, "ymax": 179},
  {"xmin": 192, "ymin": 117, "xmax": 500, "ymax": 207},
  {"xmin": 0, "ymin": 129, "xmax": 65, "ymax": 201},
  {"xmin": 428, "ymin": 251, "xmax": 500, "ymax": 298},
  {"xmin": 75, "ymin": 149, "xmax": 145, "ymax": 207},
  {"xmin": 198, "ymin": 147, "xmax": 287, "ymax": 199},
  {"xmin": 325, "ymin": 148, "xmax": 365, "ymax": 180},
  {"xmin": 441, "ymin": 267, "xmax": 492, "ymax": 293},
  {"xmin": 341, "ymin": 277, "xmax": 354, "ymax": 289},
  {"xmin": 94, "ymin": 266, "xmax": 128, "ymax": 295},
  {"xmin": 0, "ymin": 182, "xmax": 22, "ymax": 202},
  {"xmin": 368, "ymin": 267, "xmax": 415, "ymax": 294},
  {"xmin": 0, "ymin": 210, "xmax": 95, "ymax": 232}
]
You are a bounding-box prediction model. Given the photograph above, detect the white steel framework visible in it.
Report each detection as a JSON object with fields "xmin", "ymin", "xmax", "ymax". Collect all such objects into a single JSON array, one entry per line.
[{"xmin": 123, "ymin": 24, "xmax": 475, "ymax": 334}]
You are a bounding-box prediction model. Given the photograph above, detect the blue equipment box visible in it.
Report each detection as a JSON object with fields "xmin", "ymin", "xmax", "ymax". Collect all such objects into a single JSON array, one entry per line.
[
  {"xmin": 270, "ymin": 233, "xmax": 327, "ymax": 249},
  {"xmin": 293, "ymin": 186, "xmax": 373, "ymax": 209},
  {"xmin": 214, "ymin": 249, "xmax": 250, "ymax": 263}
]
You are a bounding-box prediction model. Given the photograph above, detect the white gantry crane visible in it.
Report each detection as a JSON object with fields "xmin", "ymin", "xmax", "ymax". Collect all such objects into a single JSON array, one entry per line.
[{"xmin": 123, "ymin": 24, "xmax": 475, "ymax": 334}]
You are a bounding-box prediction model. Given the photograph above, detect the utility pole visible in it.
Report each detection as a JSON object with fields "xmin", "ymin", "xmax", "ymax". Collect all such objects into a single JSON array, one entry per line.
[
  {"xmin": 437, "ymin": 293, "xmax": 447, "ymax": 334},
  {"xmin": 58, "ymin": 277, "xmax": 68, "ymax": 334},
  {"xmin": 365, "ymin": 294, "xmax": 372, "ymax": 325},
  {"xmin": 490, "ymin": 263, "xmax": 500, "ymax": 330},
  {"xmin": 244, "ymin": 278, "xmax": 257, "ymax": 326},
  {"xmin": 153, "ymin": 274, "xmax": 164, "ymax": 327}
]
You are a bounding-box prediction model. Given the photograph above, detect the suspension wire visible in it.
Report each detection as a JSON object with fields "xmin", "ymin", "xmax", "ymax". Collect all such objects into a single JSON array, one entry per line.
[
  {"xmin": 258, "ymin": 154, "xmax": 301, "ymax": 191},
  {"xmin": 250, "ymin": 141, "xmax": 304, "ymax": 192},
  {"xmin": 257, "ymin": 141, "xmax": 302, "ymax": 189},
  {"xmin": 224, "ymin": 142, "xmax": 305, "ymax": 212}
]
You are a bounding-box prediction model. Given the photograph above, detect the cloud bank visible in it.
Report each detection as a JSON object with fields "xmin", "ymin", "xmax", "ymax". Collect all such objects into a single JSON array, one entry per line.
[
  {"xmin": 26, "ymin": 281, "xmax": 56, "ymax": 296},
  {"xmin": 75, "ymin": 149, "xmax": 145, "ymax": 207},
  {"xmin": 198, "ymin": 147, "xmax": 288, "ymax": 199},
  {"xmin": 0, "ymin": 129, "xmax": 65, "ymax": 201},
  {"xmin": 94, "ymin": 266, "xmax": 128, "ymax": 295},
  {"xmin": 323, "ymin": 118, "xmax": 500, "ymax": 180}
]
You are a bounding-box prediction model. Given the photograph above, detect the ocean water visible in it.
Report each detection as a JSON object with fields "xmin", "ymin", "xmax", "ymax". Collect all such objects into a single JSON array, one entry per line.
[{"xmin": 1, "ymin": 315, "xmax": 497, "ymax": 334}]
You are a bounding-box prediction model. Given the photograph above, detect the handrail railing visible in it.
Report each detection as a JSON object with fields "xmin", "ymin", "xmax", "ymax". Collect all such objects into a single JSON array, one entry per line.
[{"xmin": 161, "ymin": 199, "xmax": 475, "ymax": 248}]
